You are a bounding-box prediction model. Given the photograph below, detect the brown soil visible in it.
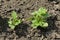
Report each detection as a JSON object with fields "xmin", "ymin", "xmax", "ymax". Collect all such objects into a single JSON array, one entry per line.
[{"xmin": 0, "ymin": 0, "xmax": 60, "ymax": 40}]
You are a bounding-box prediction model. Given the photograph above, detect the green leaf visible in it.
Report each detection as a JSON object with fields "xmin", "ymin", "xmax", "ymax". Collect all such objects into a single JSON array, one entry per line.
[
  {"xmin": 9, "ymin": 25, "xmax": 15, "ymax": 29},
  {"xmin": 42, "ymin": 22, "xmax": 48, "ymax": 27},
  {"xmin": 38, "ymin": 7, "xmax": 47, "ymax": 14},
  {"xmin": 15, "ymin": 20, "xmax": 21, "ymax": 25},
  {"xmin": 8, "ymin": 20, "xmax": 12, "ymax": 24},
  {"xmin": 11, "ymin": 11, "xmax": 17, "ymax": 19},
  {"xmin": 40, "ymin": 22, "xmax": 48, "ymax": 27},
  {"xmin": 32, "ymin": 20, "xmax": 40, "ymax": 28}
]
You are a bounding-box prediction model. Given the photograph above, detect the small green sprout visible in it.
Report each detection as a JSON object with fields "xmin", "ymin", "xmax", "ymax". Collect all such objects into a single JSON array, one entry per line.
[
  {"xmin": 8, "ymin": 11, "xmax": 21, "ymax": 30},
  {"xmin": 31, "ymin": 7, "xmax": 49, "ymax": 28}
]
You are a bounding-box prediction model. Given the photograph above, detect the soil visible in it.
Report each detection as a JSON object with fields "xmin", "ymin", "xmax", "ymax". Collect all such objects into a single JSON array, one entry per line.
[{"xmin": 0, "ymin": 0, "xmax": 60, "ymax": 40}]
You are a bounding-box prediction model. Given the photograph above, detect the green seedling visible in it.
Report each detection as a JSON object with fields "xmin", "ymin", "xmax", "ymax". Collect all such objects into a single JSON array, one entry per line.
[
  {"xmin": 8, "ymin": 11, "xmax": 21, "ymax": 30},
  {"xmin": 31, "ymin": 7, "xmax": 50, "ymax": 28}
]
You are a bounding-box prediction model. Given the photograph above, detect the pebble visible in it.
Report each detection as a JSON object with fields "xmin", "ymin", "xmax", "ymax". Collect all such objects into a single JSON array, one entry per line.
[
  {"xmin": 57, "ymin": 15, "xmax": 60, "ymax": 21},
  {"xmin": 55, "ymin": 21, "xmax": 60, "ymax": 28}
]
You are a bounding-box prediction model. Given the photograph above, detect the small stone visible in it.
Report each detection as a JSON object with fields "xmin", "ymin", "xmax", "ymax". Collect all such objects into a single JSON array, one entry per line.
[
  {"xmin": 43, "ymin": 38, "xmax": 47, "ymax": 40},
  {"xmin": 54, "ymin": 5, "xmax": 59, "ymax": 10},
  {"xmin": 55, "ymin": 33, "xmax": 60, "ymax": 38},
  {"xmin": 19, "ymin": 37, "xmax": 28, "ymax": 40},
  {"xmin": 55, "ymin": 21, "xmax": 60, "ymax": 28},
  {"xmin": 22, "ymin": 19, "xmax": 25, "ymax": 21},
  {"xmin": 35, "ymin": 33, "xmax": 41, "ymax": 37},
  {"xmin": 57, "ymin": 15, "xmax": 60, "ymax": 21},
  {"xmin": 27, "ymin": 35, "xmax": 30, "ymax": 38}
]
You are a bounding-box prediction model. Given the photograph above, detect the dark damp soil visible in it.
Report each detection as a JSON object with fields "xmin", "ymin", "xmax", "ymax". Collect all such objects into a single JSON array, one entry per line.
[{"xmin": 0, "ymin": 0, "xmax": 60, "ymax": 40}]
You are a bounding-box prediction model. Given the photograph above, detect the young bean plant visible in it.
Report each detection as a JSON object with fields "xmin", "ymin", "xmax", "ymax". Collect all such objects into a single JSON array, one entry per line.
[
  {"xmin": 8, "ymin": 11, "xmax": 22, "ymax": 30},
  {"xmin": 31, "ymin": 7, "xmax": 49, "ymax": 28}
]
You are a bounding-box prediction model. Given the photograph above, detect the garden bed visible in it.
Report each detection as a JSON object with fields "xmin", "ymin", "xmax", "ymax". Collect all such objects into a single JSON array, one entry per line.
[{"xmin": 0, "ymin": 0, "xmax": 60, "ymax": 40}]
